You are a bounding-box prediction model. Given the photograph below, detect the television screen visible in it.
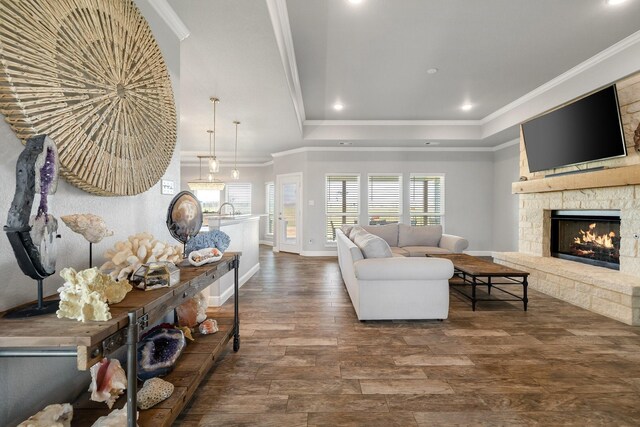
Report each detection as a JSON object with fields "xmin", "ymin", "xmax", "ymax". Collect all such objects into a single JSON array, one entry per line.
[{"xmin": 522, "ymin": 85, "xmax": 626, "ymax": 173}]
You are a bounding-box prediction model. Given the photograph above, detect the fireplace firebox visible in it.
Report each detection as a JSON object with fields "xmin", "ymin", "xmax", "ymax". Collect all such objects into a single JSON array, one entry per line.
[{"xmin": 550, "ymin": 210, "xmax": 621, "ymax": 270}]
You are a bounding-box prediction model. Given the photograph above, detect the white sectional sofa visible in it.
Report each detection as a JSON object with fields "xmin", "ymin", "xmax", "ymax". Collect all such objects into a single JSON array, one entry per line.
[
  {"xmin": 336, "ymin": 227, "xmax": 455, "ymax": 320},
  {"xmin": 360, "ymin": 223, "xmax": 468, "ymax": 257}
]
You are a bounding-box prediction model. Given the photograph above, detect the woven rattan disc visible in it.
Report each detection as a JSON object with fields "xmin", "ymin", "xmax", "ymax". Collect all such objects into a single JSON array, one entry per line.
[{"xmin": 0, "ymin": 0, "xmax": 177, "ymax": 196}]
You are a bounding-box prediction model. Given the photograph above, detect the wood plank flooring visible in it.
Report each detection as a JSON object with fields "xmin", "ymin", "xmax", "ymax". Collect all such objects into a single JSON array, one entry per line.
[{"xmin": 174, "ymin": 247, "xmax": 640, "ymax": 426}]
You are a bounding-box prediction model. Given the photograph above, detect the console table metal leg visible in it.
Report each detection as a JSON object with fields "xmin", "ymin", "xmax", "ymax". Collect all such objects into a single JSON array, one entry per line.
[
  {"xmin": 472, "ymin": 277, "xmax": 477, "ymax": 311},
  {"xmin": 523, "ymin": 277, "xmax": 529, "ymax": 311},
  {"xmin": 233, "ymin": 255, "xmax": 240, "ymax": 352},
  {"xmin": 126, "ymin": 311, "xmax": 138, "ymax": 427},
  {"xmin": 487, "ymin": 276, "xmax": 492, "ymax": 295}
]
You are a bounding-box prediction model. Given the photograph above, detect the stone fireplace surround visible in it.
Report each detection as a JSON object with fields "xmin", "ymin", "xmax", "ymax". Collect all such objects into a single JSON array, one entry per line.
[{"xmin": 494, "ymin": 186, "xmax": 640, "ymax": 325}]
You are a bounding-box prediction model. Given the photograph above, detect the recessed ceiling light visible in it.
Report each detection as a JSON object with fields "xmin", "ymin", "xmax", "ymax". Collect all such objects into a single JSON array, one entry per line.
[
  {"xmin": 606, "ymin": 0, "xmax": 627, "ymax": 5},
  {"xmin": 348, "ymin": 0, "xmax": 363, "ymax": 4},
  {"xmin": 427, "ymin": 68, "xmax": 438, "ymax": 75},
  {"xmin": 333, "ymin": 102, "xmax": 344, "ymax": 111},
  {"xmin": 339, "ymin": 141, "xmax": 352, "ymax": 145},
  {"xmin": 461, "ymin": 103, "xmax": 473, "ymax": 111},
  {"xmin": 424, "ymin": 141, "xmax": 440, "ymax": 146}
]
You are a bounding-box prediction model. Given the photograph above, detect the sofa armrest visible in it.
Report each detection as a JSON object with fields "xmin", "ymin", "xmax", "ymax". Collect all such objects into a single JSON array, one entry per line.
[
  {"xmin": 439, "ymin": 234, "xmax": 469, "ymax": 253},
  {"xmin": 354, "ymin": 257, "xmax": 453, "ymax": 281}
]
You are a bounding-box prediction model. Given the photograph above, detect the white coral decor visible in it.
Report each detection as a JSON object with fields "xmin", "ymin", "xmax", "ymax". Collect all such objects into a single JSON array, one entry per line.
[
  {"xmin": 100, "ymin": 232, "xmax": 182, "ymax": 281},
  {"xmin": 56, "ymin": 267, "xmax": 132, "ymax": 322}
]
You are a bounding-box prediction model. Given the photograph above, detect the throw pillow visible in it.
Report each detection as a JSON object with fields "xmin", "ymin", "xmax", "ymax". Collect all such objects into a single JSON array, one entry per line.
[
  {"xmin": 398, "ymin": 224, "xmax": 442, "ymax": 247},
  {"xmin": 362, "ymin": 223, "xmax": 399, "ymax": 247},
  {"xmin": 349, "ymin": 225, "xmax": 364, "ymax": 241},
  {"xmin": 341, "ymin": 224, "xmax": 355, "ymax": 236},
  {"xmin": 353, "ymin": 232, "xmax": 392, "ymax": 258}
]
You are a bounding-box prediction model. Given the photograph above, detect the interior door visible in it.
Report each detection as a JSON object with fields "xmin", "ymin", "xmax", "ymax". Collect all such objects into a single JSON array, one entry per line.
[{"xmin": 276, "ymin": 173, "xmax": 302, "ymax": 254}]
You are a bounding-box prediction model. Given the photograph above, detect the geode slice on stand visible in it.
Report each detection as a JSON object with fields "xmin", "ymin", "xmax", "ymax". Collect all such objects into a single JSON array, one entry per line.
[{"xmin": 137, "ymin": 328, "xmax": 186, "ymax": 380}]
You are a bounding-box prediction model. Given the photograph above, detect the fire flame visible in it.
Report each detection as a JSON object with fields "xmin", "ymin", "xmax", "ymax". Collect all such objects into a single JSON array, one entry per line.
[{"xmin": 573, "ymin": 223, "xmax": 616, "ymax": 249}]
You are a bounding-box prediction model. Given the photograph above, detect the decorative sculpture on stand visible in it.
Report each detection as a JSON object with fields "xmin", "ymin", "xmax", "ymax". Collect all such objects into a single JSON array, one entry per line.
[
  {"xmin": 3, "ymin": 135, "xmax": 61, "ymax": 317},
  {"xmin": 166, "ymin": 191, "xmax": 203, "ymax": 258},
  {"xmin": 61, "ymin": 214, "xmax": 114, "ymax": 268}
]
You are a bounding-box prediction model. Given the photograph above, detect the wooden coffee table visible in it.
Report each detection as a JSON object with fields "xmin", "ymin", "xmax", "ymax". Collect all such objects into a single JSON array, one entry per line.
[{"xmin": 429, "ymin": 254, "xmax": 529, "ymax": 311}]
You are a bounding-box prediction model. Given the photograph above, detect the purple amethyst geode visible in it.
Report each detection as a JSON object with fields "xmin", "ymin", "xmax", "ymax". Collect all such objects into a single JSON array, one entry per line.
[{"xmin": 137, "ymin": 328, "xmax": 186, "ymax": 380}]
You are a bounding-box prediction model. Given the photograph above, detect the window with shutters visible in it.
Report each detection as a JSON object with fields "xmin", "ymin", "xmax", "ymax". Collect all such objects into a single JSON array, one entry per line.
[
  {"xmin": 225, "ymin": 182, "xmax": 252, "ymax": 215},
  {"xmin": 325, "ymin": 174, "xmax": 359, "ymax": 242},
  {"xmin": 368, "ymin": 174, "xmax": 402, "ymax": 225},
  {"xmin": 409, "ymin": 174, "xmax": 444, "ymax": 226},
  {"xmin": 265, "ymin": 182, "xmax": 275, "ymax": 236},
  {"xmin": 195, "ymin": 189, "xmax": 221, "ymax": 213}
]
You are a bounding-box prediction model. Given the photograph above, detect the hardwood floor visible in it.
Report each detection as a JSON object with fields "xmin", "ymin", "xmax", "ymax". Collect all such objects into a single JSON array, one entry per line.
[{"xmin": 175, "ymin": 247, "xmax": 640, "ymax": 426}]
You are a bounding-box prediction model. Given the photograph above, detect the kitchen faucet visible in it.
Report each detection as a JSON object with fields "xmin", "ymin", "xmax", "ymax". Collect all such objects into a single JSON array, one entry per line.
[{"xmin": 217, "ymin": 202, "xmax": 235, "ymax": 216}]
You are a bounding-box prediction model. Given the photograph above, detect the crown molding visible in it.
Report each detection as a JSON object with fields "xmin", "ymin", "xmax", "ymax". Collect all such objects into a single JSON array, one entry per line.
[
  {"xmin": 266, "ymin": 0, "xmax": 306, "ymax": 134},
  {"xmin": 491, "ymin": 138, "xmax": 519, "ymax": 152},
  {"xmin": 146, "ymin": 0, "xmax": 190, "ymax": 41},
  {"xmin": 481, "ymin": 29, "xmax": 640, "ymax": 126},
  {"xmin": 304, "ymin": 119, "xmax": 481, "ymax": 126},
  {"xmin": 270, "ymin": 145, "xmax": 508, "ymax": 158}
]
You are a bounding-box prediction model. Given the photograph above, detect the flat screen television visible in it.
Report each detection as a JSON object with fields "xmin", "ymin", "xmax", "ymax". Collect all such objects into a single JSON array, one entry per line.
[{"xmin": 522, "ymin": 85, "xmax": 626, "ymax": 173}]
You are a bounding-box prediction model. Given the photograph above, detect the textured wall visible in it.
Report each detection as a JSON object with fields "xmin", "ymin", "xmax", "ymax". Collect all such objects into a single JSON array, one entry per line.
[{"xmin": 0, "ymin": 0, "xmax": 182, "ymax": 424}]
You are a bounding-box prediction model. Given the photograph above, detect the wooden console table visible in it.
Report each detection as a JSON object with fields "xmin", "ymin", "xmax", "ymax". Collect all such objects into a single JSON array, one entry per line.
[
  {"xmin": 430, "ymin": 253, "xmax": 529, "ymax": 311},
  {"xmin": 0, "ymin": 253, "xmax": 241, "ymax": 427}
]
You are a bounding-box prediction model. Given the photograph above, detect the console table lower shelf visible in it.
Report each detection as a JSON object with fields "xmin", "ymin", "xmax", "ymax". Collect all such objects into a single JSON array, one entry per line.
[{"xmin": 72, "ymin": 318, "xmax": 235, "ymax": 426}]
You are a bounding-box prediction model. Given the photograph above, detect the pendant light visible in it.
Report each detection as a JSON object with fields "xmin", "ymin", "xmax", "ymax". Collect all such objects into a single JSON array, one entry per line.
[
  {"xmin": 208, "ymin": 97, "xmax": 220, "ymax": 173},
  {"xmin": 188, "ymin": 156, "xmax": 225, "ymax": 191},
  {"xmin": 232, "ymin": 120, "xmax": 240, "ymax": 180}
]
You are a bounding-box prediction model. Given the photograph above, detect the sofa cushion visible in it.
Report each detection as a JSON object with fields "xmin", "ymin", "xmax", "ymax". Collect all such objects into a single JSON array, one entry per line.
[
  {"xmin": 390, "ymin": 247, "xmax": 409, "ymax": 257},
  {"xmin": 402, "ymin": 246, "xmax": 451, "ymax": 257},
  {"xmin": 353, "ymin": 232, "xmax": 392, "ymax": 259},
  {"xmin": 398, "ymin": 224, "xmax": 442, "ymax": 247},
  {"xmin": 362, "ymin": 224, "xmax": 399, "ymax": 247}
]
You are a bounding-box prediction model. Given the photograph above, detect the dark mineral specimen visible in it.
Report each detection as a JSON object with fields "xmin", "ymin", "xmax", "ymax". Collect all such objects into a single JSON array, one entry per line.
[{"xmin": 137, "ymin": 328, "xmax": 186, "ymax": 380}]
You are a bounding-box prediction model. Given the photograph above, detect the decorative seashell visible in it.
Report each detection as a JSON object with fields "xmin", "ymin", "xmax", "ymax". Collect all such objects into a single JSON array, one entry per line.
[
  {"xmin": 199, "ymin": 319, "xmax": 219, "ymax": 335},
  {"xmin": 56, "ymin": 267, "xmax": 132, "ymax": 322},
  {"xmin": 100, "ymin": 233, "xmax": 182, "ymax": 281},
  {"xmin": 137, "ymin": 378, "xmax": 174, "ymax": 410},
  {"xmin": 89, "ymin": 358, "xmax": 127, "ymax": 409},
  {"xmin": 188, "ymin": 247, "xmax": 223, "ymax": 266},
  {"xmin": 91, "ymin": 404, "xmax": 137, "ymax": 427},
  {"xmin": 61, "ymin": 214, "xmax": 114, "ymax": 244},
  {"xmin": 17, "ymin": 403, "xmax": 73, "ymax": 427}
]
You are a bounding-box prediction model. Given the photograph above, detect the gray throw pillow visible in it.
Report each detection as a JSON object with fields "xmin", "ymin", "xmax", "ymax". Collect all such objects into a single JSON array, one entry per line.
[
  {"xmin": 398, "ymin": 224, "xmax": 442, "ymax": 247},
  {"xmin": 341, "ymin": 224, "xmax": 355, "ymax": 236},
  {"xmin": 354, "ymin": 232, "xmax": 392, "ymax": 259},
  {"xmin": 349, "ymin": 225, "xmax": 365, "ymax": 241}
]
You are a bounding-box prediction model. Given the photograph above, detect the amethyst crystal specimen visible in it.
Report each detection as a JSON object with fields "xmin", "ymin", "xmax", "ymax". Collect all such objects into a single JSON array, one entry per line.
[
  {"xmin": 137, "ymin": 328, "xmax": 186, "ymax": 380},
  {"xmin": 36, "ymin": 147, "xmax": 56, "ymax": 221}
]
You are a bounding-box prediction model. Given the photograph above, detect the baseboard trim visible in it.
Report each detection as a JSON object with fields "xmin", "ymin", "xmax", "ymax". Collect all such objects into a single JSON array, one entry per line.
[
  {"xmin": 300, "ymin": 250, "xmax": 337, "ymax": 257},
  {"xmin": 259, "ymin": 240, "xmax": 274, "ymax": 246},
  {"xmin": 464, "ymin": 250, "xmax": 494, "ymax": 256},
  {"xmin": 208, "ymin": 263, "xmax": 260, "ymax": 306}
]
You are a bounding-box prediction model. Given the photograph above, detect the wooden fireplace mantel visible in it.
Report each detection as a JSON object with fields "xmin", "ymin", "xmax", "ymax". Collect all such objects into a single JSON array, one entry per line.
[{"xmin": 512, "ymin": 164, "xmax": 640, "ymax": 194}]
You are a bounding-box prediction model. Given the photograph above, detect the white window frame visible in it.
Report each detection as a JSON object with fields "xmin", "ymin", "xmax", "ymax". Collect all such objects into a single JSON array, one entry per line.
[
  {"xmin": 367, "ymin": 173, "xmax": 403, "ymax": 225},
  {"xmin": 409, "ymin": 173, "xmax": 445, "ymax": 229},
  {"xmin": 325, "ymin": 173, "xmax": 360, "ymax": 244},
  {"xmin": 224, "ymin": 182, "xmax": 252, "ymax": 215},
  {"xmin": 265, "ymin": 181, "xmax": 275, "ymax": 237}
]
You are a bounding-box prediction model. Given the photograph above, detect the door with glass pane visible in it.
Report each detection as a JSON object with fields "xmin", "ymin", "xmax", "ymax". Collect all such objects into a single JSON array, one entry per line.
[{"xmin": 276, "ymin": 173, "xmax": 302, "ymax": 254}]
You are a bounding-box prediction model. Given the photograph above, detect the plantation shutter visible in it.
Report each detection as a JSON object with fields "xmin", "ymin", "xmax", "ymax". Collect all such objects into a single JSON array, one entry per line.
[
  {"xmin": 226, "ymin": 183, "xmax": 252, "ymax": 215},
  {"xmin": 368, "ymin": 175, "xmax": 402, "ymax": 215},
  {"xmin": 409, "ymin": 175, "xmax": 444, "ymax": 225},
  {"xmin": 266, "ymin": 182, "xmax": 275, "ymax": 235},
  {"xmin": 325, "ymin": 175, "xmax": 359, "ymax": 242}
]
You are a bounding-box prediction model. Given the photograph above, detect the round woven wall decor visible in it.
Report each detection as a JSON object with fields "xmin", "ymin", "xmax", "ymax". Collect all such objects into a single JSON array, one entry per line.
[{"xmin": 0, "ymin": 0, "xmax": 177, "ymax": 196}]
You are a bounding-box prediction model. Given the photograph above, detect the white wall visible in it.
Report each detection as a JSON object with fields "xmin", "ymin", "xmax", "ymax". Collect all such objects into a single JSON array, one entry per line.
[
  {"xmin": 0, "ymin": 1, "xmax": 181, "ymax": 424},
  {"xmin": 272, "ymin": 150, "xmax": 498, "ymax": 253},
  {"xmin": 492, "ymin": 142, "xmax": 520, "ymax": 252}
]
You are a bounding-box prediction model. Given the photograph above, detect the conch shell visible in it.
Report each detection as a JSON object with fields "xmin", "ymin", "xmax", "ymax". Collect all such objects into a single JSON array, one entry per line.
[
  {"xmin": 100, "ymin": 232, "xmax": 182, "ymax": 281},
  {"xmin": 89, "ymin": 358, "xmax": 127, "ymax": 409},
  {"xmin": 61, "ymin": 214, "xmax": 114, "ymax": 244}
]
